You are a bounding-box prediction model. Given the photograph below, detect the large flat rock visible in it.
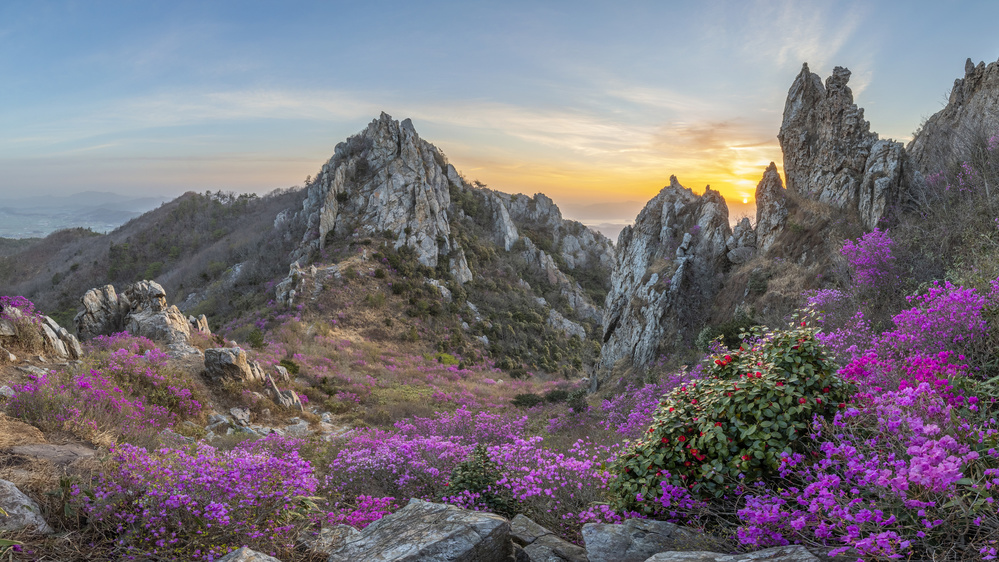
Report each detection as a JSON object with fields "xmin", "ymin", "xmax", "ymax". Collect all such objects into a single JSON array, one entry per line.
[{"xmin": 327, "ymin": 499, "xmax": 511, "ymax": 562}]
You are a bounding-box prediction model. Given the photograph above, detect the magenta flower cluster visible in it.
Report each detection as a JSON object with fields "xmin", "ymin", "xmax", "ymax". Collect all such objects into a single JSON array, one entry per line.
[{"xmin": 81, "ymin": 442, "xmax": 319, "ymax": 561}]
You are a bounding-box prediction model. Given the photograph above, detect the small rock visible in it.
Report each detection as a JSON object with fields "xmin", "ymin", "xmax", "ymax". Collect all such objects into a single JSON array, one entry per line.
[
  {"xmin": 230, "ymin": 407, "xmax": 251, "ymax": 426},
  {"xmin": 204, "ymin": 348, "xmax": 263, "ymax": 382},
  {"xmin": 0, "ymin": 385, "xmax": 14, "ymax": 398},
  {"xmin": 215, "ymin": 546, "xmax": 283, "ymax": 562},
  {"xmin": 0, "ymin": 478, "xmax": 53, "ymax": 533},
  {"xmin": 10, "ymin": 443, "xmax": 96, "ymax": 465}
]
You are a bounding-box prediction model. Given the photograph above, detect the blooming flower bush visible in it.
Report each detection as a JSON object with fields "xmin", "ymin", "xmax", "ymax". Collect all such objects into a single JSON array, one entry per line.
[
  {"xmin": 81, "ymin": 442, "xmax": 320, "ymax": 561},
  {"xmin": 609, "ymin": 317, "xmax": 855, "ymax": 512}
]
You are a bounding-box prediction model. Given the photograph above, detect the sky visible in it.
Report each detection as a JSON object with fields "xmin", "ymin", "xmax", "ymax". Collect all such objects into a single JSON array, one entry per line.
[{"xmin": 2, "ymin": 0, "xmax": 999, "ymax": 232}]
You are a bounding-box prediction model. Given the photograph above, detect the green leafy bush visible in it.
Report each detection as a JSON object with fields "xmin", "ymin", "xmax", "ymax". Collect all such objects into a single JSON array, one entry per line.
[
  {"xmin": 544, "ymin": 389, "xmax": 569, "ymax": 403},
  {"xmin": 446, "ymin": 444, "xmax": 518, "ymax": 518},
  {"xmin": 247, "ymin": 328, "xmax": 265, "ymax": 349},
  {"xmin": 279, "ymin": 358, "xmax": 300, "ymax": 375},
  {"xmin": 511, "ymin": 393, "xmax": 543, "ymax": 408},
  {"xmin": 609, "ymin": 318, "xmax": 854, "ymax": 512}
]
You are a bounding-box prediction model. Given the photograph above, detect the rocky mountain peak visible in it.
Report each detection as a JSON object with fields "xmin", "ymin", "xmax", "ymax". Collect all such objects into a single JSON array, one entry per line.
[
  {"xmin": 754, "ymin": 162, "xmax": 787, "ymax": 255},
  {"xmin": 599, "ymin": 179, "xmax": 731, "ymax": 375},
  {"xmin": 298, "ymin": 112, "xmax": 472, "ymax": 282},
  {"xmin": 779, "ymin": 63, "xmax": 912, "ymax": 229},
  {"xmin": 908, "ymin": 57, "xmax": 999, "ymax": 174}
]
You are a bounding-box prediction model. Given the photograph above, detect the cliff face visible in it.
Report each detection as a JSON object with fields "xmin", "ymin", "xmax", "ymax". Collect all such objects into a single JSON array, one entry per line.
[
  {"xmin": 599, "ymin": 177, "xmax": 731, "ymax": 372},
  {"xmin": 779, "ymin": 64, "xmax": 913, "ymax": 229},
  {"xmin": 908, "ymin": 58, "xmax": 999, "ymax": 175}
]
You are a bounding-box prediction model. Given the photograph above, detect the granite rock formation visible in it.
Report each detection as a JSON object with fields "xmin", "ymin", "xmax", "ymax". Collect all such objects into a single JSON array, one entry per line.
[
  {"xmin": 599, "ymin": 177, "xmax": 731, "ymax": 373},
  {"xmin": 908, "ymin": 57, "xmax": 999, "ymax": 175},
  {"xmin": 283, "ymin": 113, "xmax": 612, "ymax": 332},
  {"xmin": 298, "ymin": 112, "xmax": 471, "ymax": 282},
  {"xmin": 327, "ymin": 498, "xmax": 512, "ymax": 561},
  {"xmin": 778, "ymin": 64, "xmax": 912, "ymax": 229},
  {"xmin": 75, "ymin": 280, "xmax": 201, "ymax": 356},
  {"xmin": 754, "ymin": 163, "xmax": 788, "ymax": 255}
]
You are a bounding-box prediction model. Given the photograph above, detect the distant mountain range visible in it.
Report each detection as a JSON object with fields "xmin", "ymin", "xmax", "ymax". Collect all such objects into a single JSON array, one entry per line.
[{"xmin": 0, "ymin": 191, "xmax": 169, "ymax": 238}]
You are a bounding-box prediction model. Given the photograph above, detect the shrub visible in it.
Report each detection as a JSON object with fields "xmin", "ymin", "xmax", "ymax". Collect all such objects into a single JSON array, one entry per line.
[
  {"xmin": 82, "ymin": 442, "xmax": 320, "ymax": 561},
  {"xmin": 445, "ymin": 444, "xmax": 518, "ymax": 518},
  {"xmin": 511, "ymin": 393, "xmax": 543, "ymax": 408},
  {"xmin": 544, "ymin": 389, "xmax": 570, "ymax": 403},
  {"xmin": 247, "ymin": 328, "xmax": 265, "ymax": 349},
  {"xmin": 567, "ymin": 388, "xmax": 589, "ymax": 413},
  {"xmin": 609, "ymin": 317, "xmax": 855, "ymax": 512},
  {"xmin": 279, "ymin": 358, "xmax": 300, "ymax": 375}
]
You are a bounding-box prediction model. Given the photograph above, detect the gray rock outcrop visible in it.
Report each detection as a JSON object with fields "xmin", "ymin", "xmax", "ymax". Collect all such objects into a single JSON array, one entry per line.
[
  {"xmin": 0, "ymin": 478, "xmax": 52, "ymax": 534},
  {"xmin": 599, "ymin": 177, "xmax": 731, "ymax": 373},
  {"xmin": 725, "ymin": 217, "xmax": 756, "ymax": 265},
  {"xmin": 642, "ymin": 546, "xmax": 818, "ymax": 562},
  {"xmin": 204, "ymin": 348, "xmax": 266, "ymax": 383},
  {"xmin": 288, "ymin": 114, "xmax": 611, "ymax": 329},
  {"xmin": 909, "ymin": 57, "xmax": 999, "ymax": 175},
  {"xmin": 779, "ymin": 63, "xmax": 912, "ymax": 229},
  {"xmin": 75, "ymin": 280, "xmax": 202, "ymax": 355},
  {"xmin": 328, "ymin": 498, "xmax": 512, "ymax": 561},
  {"xmin": 299, "ymin": 112, "xmax": 472, "ymax": 283},
  {"xmin": 754, "ymin": 163, "xmax": 788, "ymax": 255},
  {"xmin": 0, "ymin": 304, "xmax": 81, "ymax": 361},
  {"xmin": 582, "ymin": 519, "xmax": 724, "ymax": 562}
]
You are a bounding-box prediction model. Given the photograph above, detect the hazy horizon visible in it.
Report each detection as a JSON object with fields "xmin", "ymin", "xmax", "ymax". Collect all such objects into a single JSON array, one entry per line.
[{"xmin": 3, "ymin": 1, "xmax": 999, "ymax": 227}]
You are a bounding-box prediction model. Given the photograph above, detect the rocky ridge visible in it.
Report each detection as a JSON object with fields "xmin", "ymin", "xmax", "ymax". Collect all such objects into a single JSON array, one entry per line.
[
  {"xmin": 599, "ymin": 177, "xmax": 731, "ymax": 372},
  {"xmin": 282, "ymin": 112, "xmax": 613, "ymax": 336},
  {"xmin": 778, "ymin": 64, "xmax": 914, "ymax": 229},
  {"xmin": 908, "ymin": 57, "xmax": 999, "ymax": 175},
  {"xmin": 597, "ymin": 59, "xmax": 999, "ymax": 377}
]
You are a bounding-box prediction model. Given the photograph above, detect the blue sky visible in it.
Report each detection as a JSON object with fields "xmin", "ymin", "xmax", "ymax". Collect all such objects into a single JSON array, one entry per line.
[{"xmin": 2, "ymin": 0, "xmax": 998, "ymax": 227}]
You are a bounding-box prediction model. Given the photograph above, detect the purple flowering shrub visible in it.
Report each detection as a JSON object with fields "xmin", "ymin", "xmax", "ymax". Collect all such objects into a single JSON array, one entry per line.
[
  {"xmin": 0, "ymin": 295, "xmax": 45, "ymax": 352},
  {"xmin": 4, "ymin": 343, "xmax": 204, "ymax": 443},
  {"xmin": 81, "ymin": 442, "xmax": 320, "ymax": 561},
  {"xmin": 736, "ymin": 382, "xmax": 999, "ymax": 560}
]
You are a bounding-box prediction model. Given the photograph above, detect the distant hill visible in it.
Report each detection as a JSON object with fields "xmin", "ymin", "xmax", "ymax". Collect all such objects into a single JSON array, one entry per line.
[{"xmin": 0, "ymin": 191, "xmax": 169, "ymax": 238}]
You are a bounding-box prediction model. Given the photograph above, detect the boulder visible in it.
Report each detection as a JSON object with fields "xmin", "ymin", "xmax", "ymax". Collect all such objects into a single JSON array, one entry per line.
[
  {"xmin": 0, "ymin": 478, "xmax": 52, "ymax": 534},
  {"xmin": 75, "ymin": 284, "xmax": 128, "ymax": 340},
  {"xmin": 189, "ymin": 314, "xmax": 211, "ymax": 335},
  {"xmin": 216, "ymin": 547, "xmax": 283, "ymax": 562},
  {"xmin": 204, "ymin": 348, "xmax": 264, "ymax": 382},
  {"xmin": 327, "ymin": 498, "xmax": 512, "ymax": 561},
  {"xmin": 307, "ymin": 525, "xmax": 363, "ymax": 554},
  {"xmin": 582, "ymin": 519, "xmax": 724, "ymax": 562},
  {"xmin": 642, "ymin": 546, "xmax": 818, "ymax": 561},
  {"xmin": 754, "ymin": 163, "xmax": 788, "ymax": 255},
  {"xmin": 511, "ymin": 515, "xmax": 588, "ymax": 562},
  {"xmin": 75, "ymin": 280, "xmax": 200, "ymax": 356},
  {"xmin": 122, "ymin": 281, "xmax": 191, "ymax": 345}
]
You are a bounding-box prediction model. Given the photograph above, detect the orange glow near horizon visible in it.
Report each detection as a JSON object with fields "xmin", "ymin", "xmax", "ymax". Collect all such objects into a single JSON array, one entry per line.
[{"xmin": 445, "ymin": 145, "xmax": 784, "ymax": 223}]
